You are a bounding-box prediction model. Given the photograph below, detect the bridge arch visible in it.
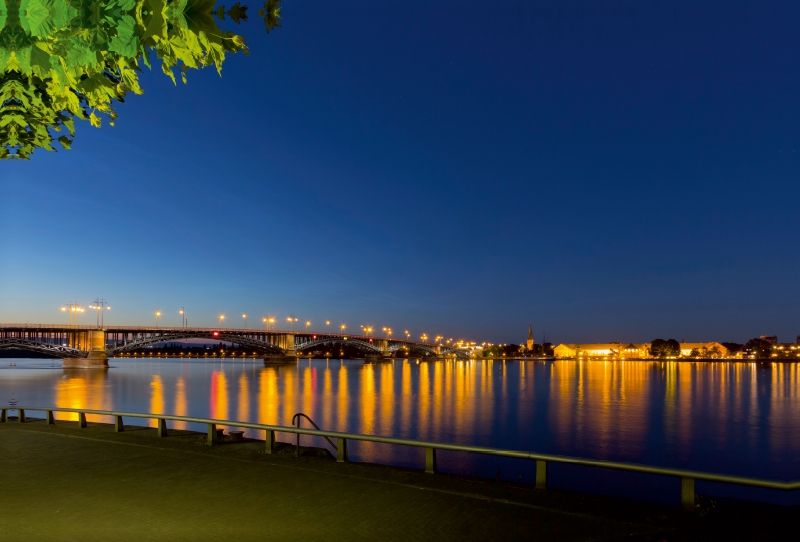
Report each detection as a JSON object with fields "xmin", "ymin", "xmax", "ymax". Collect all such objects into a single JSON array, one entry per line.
[
  {"xmin": 109, "ymin": 332, "xmax": 286, "ymax": 356},
  {"xmin": 295, "ymin": 337, "xmax": 383, "ymax": 355},
  {"xmin": 0, "ymin": 338, "xmax": 86, "ymax": 358},
  {"xmin": 389, "ymin": 343, "xmax": 438, "ymax": 358}
]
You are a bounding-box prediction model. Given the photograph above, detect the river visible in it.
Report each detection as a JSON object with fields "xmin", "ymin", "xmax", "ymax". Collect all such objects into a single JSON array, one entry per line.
[{"xmin": 3, "ymin": 357, "xmax": 799, "ymax": 505}]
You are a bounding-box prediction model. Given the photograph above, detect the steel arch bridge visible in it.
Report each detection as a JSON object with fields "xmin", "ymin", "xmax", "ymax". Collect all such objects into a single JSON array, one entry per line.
[{"xmin": 0, "ymin": 324, "xmax": 471, "ymax": 362}]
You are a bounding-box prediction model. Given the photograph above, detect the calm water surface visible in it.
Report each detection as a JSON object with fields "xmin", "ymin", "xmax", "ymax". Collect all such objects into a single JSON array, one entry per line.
[{"xmin": 3, "ymin": 358, "xmax": 800, "ymax": 504}]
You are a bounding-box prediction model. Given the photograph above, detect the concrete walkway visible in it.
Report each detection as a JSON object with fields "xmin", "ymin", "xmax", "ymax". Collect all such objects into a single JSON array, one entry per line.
[{"xmin": 0, "ymin": 420, "xmax": 790, "ymax": 541}]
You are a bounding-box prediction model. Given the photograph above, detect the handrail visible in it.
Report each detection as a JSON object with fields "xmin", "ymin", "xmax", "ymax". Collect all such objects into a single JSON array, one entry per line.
[
  {"xmin": 4, "ymin": 405, "xmax": 798, "ymax": 511},
  {"xmin": 292, "ymin": 412, "xmax": 338, "ymax": 457}
]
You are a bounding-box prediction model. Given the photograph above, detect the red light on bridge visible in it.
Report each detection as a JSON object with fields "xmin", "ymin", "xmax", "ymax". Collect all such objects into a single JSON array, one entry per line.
[
  {"xmin": 313, "ymin": 335, "xmax": 317, "ymax": 339},
  {"xmin": 212, "ymin": 331, "xmax": 219, "ymax": 337}
]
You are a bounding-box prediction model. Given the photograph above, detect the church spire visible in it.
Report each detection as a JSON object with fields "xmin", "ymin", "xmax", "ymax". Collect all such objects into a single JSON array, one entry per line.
[{"xmin": 527, "ymin": 323, "xmax": 534, "ymax": 350}]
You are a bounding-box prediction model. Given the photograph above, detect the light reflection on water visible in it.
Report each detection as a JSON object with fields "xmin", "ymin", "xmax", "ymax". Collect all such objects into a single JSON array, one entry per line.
[{"xmin": 4, "ymin": 358, "xmax": 800, "ymax": 502}]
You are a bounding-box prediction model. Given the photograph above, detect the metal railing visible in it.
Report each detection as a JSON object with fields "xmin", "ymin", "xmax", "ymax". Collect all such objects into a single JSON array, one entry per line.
[
  {"xmin": 292, "ymin": 412, "xmax": 338, "ymax": 457},
  {"xmin": 3, "ymin": 405, "xmax": 797, "ymax": 512}
]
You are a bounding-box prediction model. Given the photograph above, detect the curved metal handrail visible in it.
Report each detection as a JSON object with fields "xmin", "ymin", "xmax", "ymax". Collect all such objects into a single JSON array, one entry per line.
[
  {"xmin": 4, "ymin": 405, "xmax": 799, "ymax": 511},
  {"xmin": 292, "ymin": 412, "xmax": 338, "ymax": 457}
]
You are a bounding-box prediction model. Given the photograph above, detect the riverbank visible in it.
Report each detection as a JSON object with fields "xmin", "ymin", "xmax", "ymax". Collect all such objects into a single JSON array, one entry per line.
[{"xmin": 1, "ymin": 418, "xmax": 796, "ymax": 540}]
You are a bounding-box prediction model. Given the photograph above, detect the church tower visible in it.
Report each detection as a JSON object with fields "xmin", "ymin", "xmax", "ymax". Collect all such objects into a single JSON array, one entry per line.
[{"xmin": 526, "ymin": 323, "xmax": 534, "ymax": 351}]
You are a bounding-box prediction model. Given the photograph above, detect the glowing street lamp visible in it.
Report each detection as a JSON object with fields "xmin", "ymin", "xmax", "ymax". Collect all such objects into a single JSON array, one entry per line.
[
  {"xmin": 305, "ymin": 320, "xmax": 311, "ymax": 332},
  {"xmin": 287, "ymin": 315, "xmax": 297, "ymax": 332},
  {"xmin": 179, "ymin": 308, "xmax": 187, "ymax": 328},
  {"xmin": 361, "ymin": 325, "xmax": 373, "ymax": 337},
  {"xmin": 421, "ymin": 333, "xmax": 428, "ymax": 344},
  {"xmin": 340, "ymin": 323, "xmax": 346, "ymax": 334},
  {"xmin": 88, "ymin": 299, "xmax": 111, "ymax": 328},
  {"xmin": 325, "ymin": 320, "xmax": 331, "ymax": 333},
  {"xmin": 218, "ymin": 314, "xmax": 225, "ymax": 327},
  {"xmin": 242, "ymin": 313, "xmax": 248, "ymax": 329},
  {"xmin": 61, "ymin": 303, "xmax": 85, "ymax": 327},
  {"xmin": 155, "ymin": 310, "xmax": 162, "ymax": 328},
  {"xmin": 383, "ymin": 327, "xmax": 393, "ymax": 338}
]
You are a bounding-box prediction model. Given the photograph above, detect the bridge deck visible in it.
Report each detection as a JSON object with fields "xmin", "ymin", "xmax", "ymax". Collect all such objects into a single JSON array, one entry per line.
[{"xmin": 0, "ymin": 420, "xmax": 786, "ymax": 540}]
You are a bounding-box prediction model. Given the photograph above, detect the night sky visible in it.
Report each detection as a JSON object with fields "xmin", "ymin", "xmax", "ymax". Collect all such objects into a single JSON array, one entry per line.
[{"xmin": 2, "ymin": 0, "xmax": 799, "ymax": 345}]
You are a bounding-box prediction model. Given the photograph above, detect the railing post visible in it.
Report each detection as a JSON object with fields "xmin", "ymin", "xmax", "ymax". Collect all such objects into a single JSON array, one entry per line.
[
  {"xmin": 681, "ymin": 478, "xmax": 695, "ymax": 513},
  {"xmin": 157, "ymin": 418, "xmax": 168, "ymax": 437},
  {"xmin": 265, "ymin": 429, "xmax": 275, "ymax": 454},
  {"xmin": 337, "ymin": 438, "xmax": 348, "ymax": 463},
  {"xmin": 18, "ymin": 409, "xmax": 25, "ymax": 423},
  {"xmin": 47, "ymin": 411, "xmax": 55, "ymax": 425},
  {"xmin": 535, "ymin": 460, "xmax": 547, "ymax": 489},
  {"xmin": 0, "ymin": 409, "xmax": 5, "ymax": 423},
  {"xmin": 207, "ymin": 423, "xmax": 216, "ymax": 446},
  {"xmin": 425, "ymin": 447, "xmax": 437, "ymax": 474},
  {"xmin": 78, "ymin": 412, "xmax": 87, "ymax": 429},
  {"xmin": 114, "ymin": 415, "xmax": 124, "ymax": 432}
]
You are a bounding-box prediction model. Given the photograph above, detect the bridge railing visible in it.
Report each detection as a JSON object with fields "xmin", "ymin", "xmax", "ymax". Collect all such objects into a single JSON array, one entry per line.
[{"xmin": 5, "ymin": 405, "xmax": 793, "ymax": 512}]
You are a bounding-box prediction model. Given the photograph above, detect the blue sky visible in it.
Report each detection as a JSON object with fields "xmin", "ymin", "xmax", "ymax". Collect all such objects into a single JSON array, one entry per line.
[{"xmin": 2, "ymin": 0, "xmax": 799, "ymax": 344}]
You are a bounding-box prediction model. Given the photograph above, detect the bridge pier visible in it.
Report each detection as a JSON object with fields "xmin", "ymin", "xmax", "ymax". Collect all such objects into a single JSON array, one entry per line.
[
  {"xmin": 263, "ymin": 333, "xmax": 298, "ymax": 364},
  {"xmin": 63, "ymin": 330, "xmax": 108, "ymax": 368}
]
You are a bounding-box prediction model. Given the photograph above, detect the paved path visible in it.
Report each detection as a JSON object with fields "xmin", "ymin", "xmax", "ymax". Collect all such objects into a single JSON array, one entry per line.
[{"xmin": 0, "ymin": 420, "xmax": 790, "ymax": 541}]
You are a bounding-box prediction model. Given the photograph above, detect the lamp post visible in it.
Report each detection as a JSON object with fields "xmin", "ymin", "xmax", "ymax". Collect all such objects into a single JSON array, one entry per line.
[
  {"xmin": 179, "ymin": 308, "xmax": 186, "ymax": 328},
  {"xmin": 405, "ymin": 330, "xmax": 410, "ymax": 340},
  {"xmin": 325, "ymin": 320, "xmax": 331, "ymax": 333},
  {"xmin": 383, "ymin": 327, "xmax": 392, "ymax": 338},
  {"xmin": 305, "ymin": 320, "xmax": 311, "ymax": 332},
  {"xmin": 421, "ymin": 333, "xmax": 428, "ymax": 344},
  {"xmin": 242, "ymin": 313, "xmax": 247, "ymax": 329},
  {"xmin": 340, "ymin": 323, "xmax": 346, "ymax": 334},
  {"xmin": 287, "ymin": 315, "xmax": 297, "ymax": 332},
  {"xmin": 155, "ymin": 310, "xmax": 161, "ymax": 328},
  {"xmin": 218, "ymin": 314, "xmax": 225, "ymax": 327},
  {"xmin": 88, "ymin": 299, "xmax": 111, "ymax": 328},
  {"xmin": 61, "ymin": 303, "xmax": 85, "ymax": 327}
]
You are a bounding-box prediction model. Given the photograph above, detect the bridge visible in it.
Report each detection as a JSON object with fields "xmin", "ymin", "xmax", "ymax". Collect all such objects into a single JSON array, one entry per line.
[{"xmin": 0, "ymin": 324, "xmax": 469, "ymax": 367}]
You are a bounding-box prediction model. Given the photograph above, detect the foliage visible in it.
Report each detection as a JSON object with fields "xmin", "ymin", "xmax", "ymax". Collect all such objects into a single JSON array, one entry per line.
[
  {"xmin": 0, "ymin": 0, "xmax": 281, "ymax": 159},
  {"xmin": 744, "ymin": 338, "xmax": 773, "ymax": 359},
  {"xmin": 649, "ymin": 338, "xmax": 680, "ymax": 359}
]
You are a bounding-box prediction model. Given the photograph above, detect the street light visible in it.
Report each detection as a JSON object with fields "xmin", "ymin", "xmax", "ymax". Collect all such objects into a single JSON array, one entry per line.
[
  {"xmin": 361, "ymin": 325, "xmax": 373, "ymax": 337},
  {"xmin": 218, "ymin": 314, "xmax": 225, "ymax": 327},
  {"xmin": 421, "ymin": 333, "xmax": 428, "ymax": 344},
  {"xmin": 61, "ymin": 303, "xmax": 85, "ymax": 327},
  {"xmin": 88, "ymin": 299, "xmax": 111, "ymax": 328},
  {"xmin": 179, "ymin": 308, "xmax": 186, "ymax": 328},
  {"xmin": 383, "ymin": 327, "xmax": 392, "ymax": 338},
  {"xmin": 305, "ymin": 320, "xmax": 311, "ymax": 332},
  {"xmin": 340, "ymin": 323, "xmax": 346, "ymax": 334},
  {"xmin": 405, "ymin": 330, "xmax": 410, "ymax": 340},
  {"xmin": 326, "ymin": 320, "xmax": 331, "ymax": 333},
  {"xmin": 287, "ymin": 315, "xmax": 297, "ymax": 332},
  {"xmin": 242, "ymin": 313, "xmax": 247, "ymax": 329},
  {"xmin": 155, "ymin": 310, "xmax": 162, "ymax": 328}
]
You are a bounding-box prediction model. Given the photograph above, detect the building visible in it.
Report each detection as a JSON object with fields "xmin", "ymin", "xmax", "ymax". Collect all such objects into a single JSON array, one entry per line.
[
  {"xmin": 553, "ymin": 343, "xmax": 649, "ymax": 359},
  {"xmin": 553, "ymin": 341, "xmax": 729, "ymax": 359},
  {"xmin": 678, "ymin": 342, "xmax": 728, "ymax": 357},
  {"xmin": 760, "ymin": 335, "xmax": 778, "ymax": 345},
  {"xmin": 526, "ymin": 323, "xmax": 534, "ymax": 351}
]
